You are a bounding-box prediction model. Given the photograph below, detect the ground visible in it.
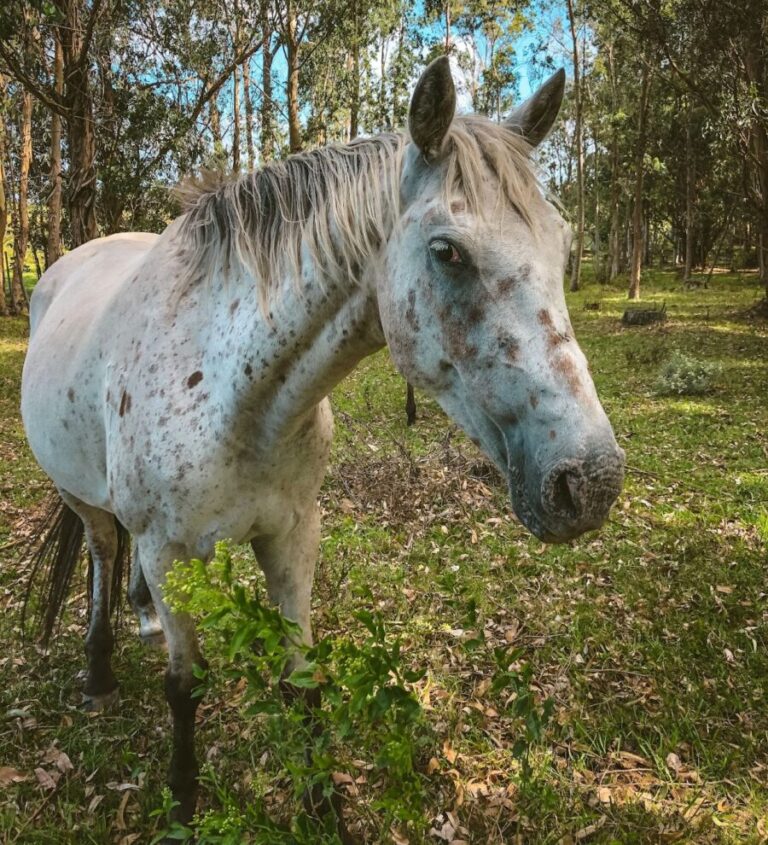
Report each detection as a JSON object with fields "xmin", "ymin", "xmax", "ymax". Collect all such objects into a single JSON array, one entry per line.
[{"xmin": 0, "ymin": 267, "xmax": 767, "ymax": 844}]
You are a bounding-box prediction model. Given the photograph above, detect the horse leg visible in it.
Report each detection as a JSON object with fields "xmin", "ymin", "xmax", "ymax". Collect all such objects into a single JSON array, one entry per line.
[
  {"xmin": 252, "ymin": 506, "xmax": 355, "ymax": 844},
  {"xmin": 128, "ymin": 546, "xmax": 165, "ymax": 649},
  {"xmin": 59, "ymin": 491, "xmax": 120, "ymax": 711},
  {"xmin": 138, "ymin": 540, "xmax": 205, "ymax": 826}
]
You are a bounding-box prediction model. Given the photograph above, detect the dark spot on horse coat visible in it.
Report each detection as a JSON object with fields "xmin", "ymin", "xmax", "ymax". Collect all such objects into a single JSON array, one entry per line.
[
  {"xmin": 538, "ymin": 308, "xmax": 570, "ymax": 352},
  {"xmin": 405, "ymin": 290, "xmax": 420, "ymax": 331},
  {"xmin": 549, "ymin": 429, "xmax": 557, "ymax": 440},
  {"xmin": 466, "ymin": 304, "xmax": 484, "ymax": 326},
  {"xmin": 119, "ymin": 391, "xmax": 132, "ymax": 417},
  {"xmin": 499, "ymin": 336, "xmax": 519, "ymax": 361},
  {"xmin": 186, "ymin": 371, "xmax": 204, "ymax": 389},
  {"xmin": 498, "ymin": 276, "xmax": 516, "ymax": 296},
  {"xmin": 244, "ymin": 362, "xmax": 253, "ymax": 377},
  {"xmin": 230, "ymin": 299, "xmax": 240, "ymax": 314},
  {"xmin": 67, "ymin": 387, "xmax": 75, "ymax": 402},
  {"xmin": 552, "ymin": 354, "xmax": 582, "ymax": 397},
  {"xmin": 529, "ymin": 392, "xmax": 539, "ymax": 410}
]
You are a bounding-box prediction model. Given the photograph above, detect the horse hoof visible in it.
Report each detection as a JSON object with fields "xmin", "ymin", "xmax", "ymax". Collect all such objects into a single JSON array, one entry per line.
[
  {"xmin": 140, "ymin": 628, "xmax": 167, "ymax": 650},
  {"xmin": 81, "ymin": 687, "xmax": 119, "ymax": 712}
]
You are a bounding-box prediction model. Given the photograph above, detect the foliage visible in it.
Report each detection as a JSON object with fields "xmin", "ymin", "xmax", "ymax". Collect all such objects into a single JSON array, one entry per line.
[
  {"xmin": 654, "ymin": 350, "xmax": 721, "ymax": 396},
  {"xmin": 161, "ymin": 541, "xmax": 433, "ymax": 842}
]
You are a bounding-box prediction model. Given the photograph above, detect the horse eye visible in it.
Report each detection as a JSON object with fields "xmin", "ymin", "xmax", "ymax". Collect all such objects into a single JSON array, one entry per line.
[{"xmin": 430, "ymin": 239, "xmax": 463, "ymax": 265}]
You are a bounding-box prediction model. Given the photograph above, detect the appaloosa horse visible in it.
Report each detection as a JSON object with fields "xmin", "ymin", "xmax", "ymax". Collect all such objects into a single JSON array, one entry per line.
[{"xmin": 21, "ymin": 58, "xmax": 624, "ymax": 829}]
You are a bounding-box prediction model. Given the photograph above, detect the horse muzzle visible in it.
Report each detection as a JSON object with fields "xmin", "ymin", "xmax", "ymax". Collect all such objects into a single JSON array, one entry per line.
[{"xmin": 509, "ymin": 445, "xmax": 625, "ymax": 543}]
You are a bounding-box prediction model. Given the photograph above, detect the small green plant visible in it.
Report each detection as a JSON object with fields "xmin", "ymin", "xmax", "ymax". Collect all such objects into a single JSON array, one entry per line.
[
  {"xmin": 654, "ymin": 350, "xmax": 721, "ymax": 396},
  {"xmin": 160, "ymin": 542, "xmax": 431, "ymax": 843}
]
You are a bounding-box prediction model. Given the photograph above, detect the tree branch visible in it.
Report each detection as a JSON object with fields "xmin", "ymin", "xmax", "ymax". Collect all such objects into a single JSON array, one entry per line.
[
  {"xmin": 138, "ymin": 33, "xmax": 266, "ymax": 179},
  {"xmin": 0, "ymin": 42, "xmax": 68, "ymax": 117},
  {"xmin": 77, "ymin": 0, "xmax": 106, "ymax": 68}
]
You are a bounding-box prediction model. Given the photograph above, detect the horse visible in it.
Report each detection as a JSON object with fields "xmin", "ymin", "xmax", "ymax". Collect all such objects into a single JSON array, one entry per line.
[{"xmin": 20, "ymin": 57, "xmax": 625, "ymax": 832}]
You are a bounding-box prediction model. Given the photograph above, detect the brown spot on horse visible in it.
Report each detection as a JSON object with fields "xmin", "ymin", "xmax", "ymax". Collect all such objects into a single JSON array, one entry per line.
[
  {"xmin": 538, "ymin": 308, "xmax": 571, "ymax": 352},
  {"xmin": 552, "ymin": 354, "xmax": 583, "ymax": 397},
  {"xmin": 405, "ymin": 290, "xmax": 420, "ymax": 331},
  {"xmin": 119, "ymin": 391, "xmax": 132, "ymax": 417},
  {"xmin": 186, "ymin": 371, "xmax": 204, "ymax": 389}
]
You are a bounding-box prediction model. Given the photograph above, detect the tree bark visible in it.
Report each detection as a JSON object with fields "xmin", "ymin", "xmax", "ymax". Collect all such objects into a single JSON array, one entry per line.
[
  {"xmin": 46, "ymin": 33, "xmax": 64, "ymax": 265},
  {"xmin": 59, "ymin": 0, "xmax": 99, "ymax": 246},
  {"xmin": 349, "ymin": 0, "xmax": 360, "ymax": 140},
  {"xmin": 232, "ymin": 63, "xmax": 241, "ymax": 171},
  {"xmin": 11, "ymin": 91, "xmax": 33, "ymax": 315},
  {"xmin": 683, "ymin": 103, "xmax": 695, "ymax": 283},
  {"xmin": 242, "ymin": 57, "xmax": 255, "ymax": 170},
  {"xmin": 628, "ymin": 66, "xmax": 651, "ymax": 301},
  {"xmin": 286, "ymin": 4, "xmax": 301, "ymax": 154},
  {"xmin": 606, "ymin": 43, "xmax": 622, "ymax": 281},
  {"xmin": 260, "ymin": 0, "xmax": 275, "ymax": 162},
  {"xmin": 566, "ymin": 0, "xmax": 584, "ymax": 292},
  {"xmin": 0, "ymin": 75, "xmax": 8, "ymax": 316}
]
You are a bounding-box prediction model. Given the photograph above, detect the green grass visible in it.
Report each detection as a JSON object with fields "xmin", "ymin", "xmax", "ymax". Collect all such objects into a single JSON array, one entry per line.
[{"xmin": 1, "ymin": 267, "xmax": 767, "ymax": 843}]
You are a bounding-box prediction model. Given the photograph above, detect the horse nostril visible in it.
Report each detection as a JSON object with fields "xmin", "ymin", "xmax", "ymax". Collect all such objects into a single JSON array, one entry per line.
[
  {"xmin": 542, "ymin": 460, "xmax": 586, "ymax": 521},
  {"xmin": 551, "ymin": 468, "xmax": 578, "ymax": 517}
]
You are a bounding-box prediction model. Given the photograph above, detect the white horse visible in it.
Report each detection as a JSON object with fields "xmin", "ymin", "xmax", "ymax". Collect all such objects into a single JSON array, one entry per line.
[{"xmin": 21, "ymin": 58, "xmax": 624, "ymax": 829}]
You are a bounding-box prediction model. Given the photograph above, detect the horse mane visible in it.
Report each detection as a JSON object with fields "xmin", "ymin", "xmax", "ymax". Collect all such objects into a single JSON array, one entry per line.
[{"xmin": 176, "ymin": 116, "xmax": 541, "ymax": 309}]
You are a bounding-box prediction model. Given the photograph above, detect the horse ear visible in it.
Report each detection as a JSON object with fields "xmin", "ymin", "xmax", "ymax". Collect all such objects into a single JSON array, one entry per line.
[
  {"xmin": 408, "ymin": 56, "xmax": 457, "ymax": 161},
  {"xmin": 504, "ymin": 68, "xmax": 566, "ymax": 147}
]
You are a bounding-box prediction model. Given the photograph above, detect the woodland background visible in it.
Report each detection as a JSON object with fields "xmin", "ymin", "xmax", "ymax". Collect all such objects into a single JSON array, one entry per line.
[{"xmin": 0, "ymin": 0, "xmax": 766, "ymax": 310}]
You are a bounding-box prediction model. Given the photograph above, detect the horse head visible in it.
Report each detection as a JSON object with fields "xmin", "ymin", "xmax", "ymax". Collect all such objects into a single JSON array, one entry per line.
[{"xmin": 378, "ymin": 57, "xmax": 625, "ymax": 543}]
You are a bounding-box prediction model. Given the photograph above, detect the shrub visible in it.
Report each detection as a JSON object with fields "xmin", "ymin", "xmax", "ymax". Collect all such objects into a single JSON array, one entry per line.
[
  {"xmin": 654, "ymin": 351, "xmax": 721, "ymax": 396},
  {"xmin": 158, "ymin": 541, "xmax": 431, "ymax": 843}
]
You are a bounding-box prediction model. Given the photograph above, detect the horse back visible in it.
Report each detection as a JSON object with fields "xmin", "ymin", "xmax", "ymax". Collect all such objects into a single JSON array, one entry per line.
[
  {"xmin": 29, "ymin": 233, "xmax": 159, "ymax": 336},
  {"xmin": 22, "ymin": 233, "xmax": 160, "ymax": 505}
]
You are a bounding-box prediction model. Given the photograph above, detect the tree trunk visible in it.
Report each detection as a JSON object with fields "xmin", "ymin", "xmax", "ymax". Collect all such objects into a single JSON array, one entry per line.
[
  {"xmin": 232, "ymin": 63, "xmax": 241, "ymax": 171},
  {"xmin": 11, "ymin": 91, "xmax": 33, "ymax": 315},
  {"xmin": 46, "ymin": 33, "xmax": 64, "ymax": 266},
  {"xmin": 683, "ymin": 105, "xmax": 695, "ymax": 283},
  {"xmin": 742, "ymin": 18, "xmax": 768, "ymax": 296},
  {"xmin": 566, "ymin": 0, "xmax": 584, "ymax": 292},
  {"xmin": 286, "ymin": 5, "xmax": 301, "ymax": 154},
  {"xmin": 210, "ymin": 94, "xmax": 224, "ymax": 163},
  {"xmin": 260, "ymin": 0, "xmax": 275, "ymax": 162},
  {"xmin": 59, "ymin": 1, "xmax": 98, "ymax": 246},
  {"xmin": 64, "ymin": 98, "xmax": 97, "ymax": 246},
  {"xmin": 349, "ymin": 0, "xmax": 360, "ymax": 140},
  {"xmin": 0, "ymin": 76, "xmax": 8, "ymax": 315},
  {"xmin": 242, "ymin": 57, "xmax": 255, "ymax": 170},
  {"xmin": 606, "ymin": 42, "xmax": 622, "ymax": 281},
  {"xmin": 628, "ymin": 66, "xmax": 651, "ymax": 301}
]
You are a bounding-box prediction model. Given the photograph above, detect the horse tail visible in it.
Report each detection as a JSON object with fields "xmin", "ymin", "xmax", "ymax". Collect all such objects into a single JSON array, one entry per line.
[{"xmin": 22, "ymin": 495, "xmax": 131, "ymax": 644}]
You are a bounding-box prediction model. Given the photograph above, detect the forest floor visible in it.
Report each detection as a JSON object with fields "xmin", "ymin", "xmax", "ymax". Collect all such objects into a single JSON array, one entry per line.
[{"xmin": 1, "ymin": 267, "xmax": 767, "ymax": 844}]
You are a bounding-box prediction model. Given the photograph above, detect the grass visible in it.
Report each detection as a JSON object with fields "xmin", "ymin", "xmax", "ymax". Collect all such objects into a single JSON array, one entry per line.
[{"xmin": 0, "ymin": 266, "xmax": 767, "ymax": 843}]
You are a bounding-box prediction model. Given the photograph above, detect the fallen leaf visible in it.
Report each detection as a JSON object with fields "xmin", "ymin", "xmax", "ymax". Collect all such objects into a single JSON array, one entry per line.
[
  {"xmin": 575, "ymin": 815, "xmax": 606, "ymax": 840},
  {"xmin": 0, "ymin": 767, "xmax": 27, "ymax": 787},
  {"xmin": 106, "ymin": 781, "xmax": 140, "ymax": 791},
  {"xmin": 442, "ymin": 740, "xmax": 457, "ymax": 764},
  {"xmin": 34, "ymin": 768, "xmax": 59, "ymax": 790},
  {"xmin": 115, "ymin": 789, "xmax": 132, "ymax": 830}
]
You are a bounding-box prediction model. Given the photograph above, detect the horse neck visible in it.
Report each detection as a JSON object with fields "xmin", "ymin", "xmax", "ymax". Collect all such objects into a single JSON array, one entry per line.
[{"xmin": 218, "ymin": 251, "xmax": 387, "ymax": 439}]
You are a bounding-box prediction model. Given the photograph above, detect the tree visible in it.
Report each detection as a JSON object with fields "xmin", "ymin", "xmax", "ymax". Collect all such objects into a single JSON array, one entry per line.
[{"xmin": 566, "ymin": 0, "xmax": 584, "ymax": 291}]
